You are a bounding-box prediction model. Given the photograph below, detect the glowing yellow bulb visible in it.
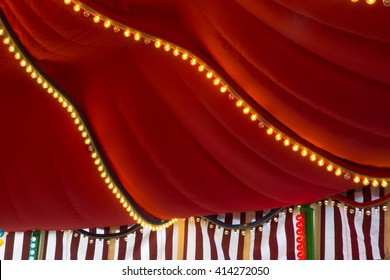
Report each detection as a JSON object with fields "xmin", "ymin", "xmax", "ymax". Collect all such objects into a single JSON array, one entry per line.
[
  {"xmin": 154, "ymin": 40, "xmax": 161, "ymax": 48},
  {"xmin": 381, "ymin": 180, "xmax": 388, "ymax": 188},
  {"xmin": 85, "ymin": 138, "xmax": 91, "ymax": 145},
  {"xmin": 93, "ymin": 15, "xmax": 100, "ymax": 23},
  {"xmin": 0, "ymin": 29, "xmax": 4, "ymax": 35},
  {"xmin": 74, "ymin": 118, "xmax": 80, "ymax": 125},
  {"xmin": 91, "ymin": 152, "xmax": 97, "ymax": 159},
  {"xmin": 164, "ymin": 44, "xmax": 170, "ymax": 52},
  {"xmin": 104, "ymin": 20, "xmax": 111, "ymax": 28},
  {"xmin": 326, "ymin": 165, "xmax": 333, "ymax": 172},
  {"xmin": 283, "ymin": 139, "xmax": 290, "ymax": 146},
  {"xmin": 292, "ymin": 144, "xmax": 299, "ymax": 152},
  {"xmin": 372, "ymin": 179, "xmax": 379, "ymax": 187},
  {"xmin": 310, "ymin": 154, "xmax": 316, "ymax": 162},
  {"xmin": 3, "ymin": 37, "xmax": 10, "ymax": 45},
  {"xmin": 36, "ymin": 77, "xmax": 43, "ymax": 84},
  {"xmin": 64, "ymin": 0, "xmax": 71, "ymax": 4},
  {"xmin": 353, "ymin": 176, "xmax": 360, "ymax": 183},
  {"xmin": 124, "ymin": 30, "xmax": 131, "ymax": 37},
  {"xmin": 301, "ymin": 149, "xmax": 308, "ymax": 157},
  {"xmin": 47, "ymin": 88, "xmax": 54, "ymax": 94},
  {"xmin": 213, "ymin": 78, "xmax": 220, "ymax": 86},
  {"xmin": 173, "ymin": 49, "xmax": 180, "ymax": 56},
  {"xmin": 26, "ymin": 66, "xmax": 33, "ymax": 73},
  {"xmin": 275, "ymin": 134, "xmax": 282, "ymax": 141},
  {"xmin": 190, "ymin": 58, "xmax": 197, "ymax": 66},
  {"xmin": 318, "ymin": 159, "xmax": 324, "ymax": 166},
  {"xmin": 198, "ymin": 65, "xmax": 205, "ymax": 72},
  {"xmin": 206, "ymin": 72, "xmax": 213, "ymax": 79},
  {"xmin": 8, "ymin": 46, "xmax": 15, "ymax": 52},
  {"xmin": 182, "ymin": 53, "xmax": 188, "ymax": 60},
  {"xmin": 73, "ymin": 4, "xmax": 81, "ymax": 12},
  {"xmin": 220, "ymin": 86, "xmax": 227, "ymax": 93},
  {"xmin": 53, "ymin": 92, "xmax": 59, "ymax": 99},
  {"xmin": 335, "ymin": 169, "xmax": 342, "ymax": 176},
  {"xmin": 42, "ymin": 82, "xmax": 48, "ymax": 89},
  {"xmin": 363, "ymin": 178, "xmax": 370, "ymax": 186},
  {"xmin": 236, "ymin": 100, "xmax": 243, "ymax": 107},
  {"xmin": 243, "ymin": 107, "xmax": 250, "ymax": 114},
  {"xmin": 14, "ymin": 53, "xmax": 21, "ymax": 60},
  {"xmin": 134, "ymin": 33, "xmax": 141, "ymax": 41},
  {"xmin": 251, "ymin": 114, "xmax": 257, "ymax": 122},
  {"xmin": 20, "ymin": 60, "xmax": 27, "ymax": 67},
  {"xmin": 58, "ymin": 97, "xmax": 64, "ymax": 103},
  {"xmin": 31, "ymin": 72, "xmax": 37, "ymax": 79},
  {"xmin": 266, "ymin": 128, "xmax": 274, "ymax": 135},
  {"xmin": 350, "ymin": 0, "xmax": 359, "ymax": 2},
  {"xmin": 366, "ymin": 0, "xmax": 376, "ymax": 4}
]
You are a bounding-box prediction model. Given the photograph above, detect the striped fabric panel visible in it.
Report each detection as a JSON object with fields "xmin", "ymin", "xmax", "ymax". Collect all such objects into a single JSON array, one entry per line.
[{"xmin": 321, "ymin": 186, "xmax": 386, "ymax": 260}]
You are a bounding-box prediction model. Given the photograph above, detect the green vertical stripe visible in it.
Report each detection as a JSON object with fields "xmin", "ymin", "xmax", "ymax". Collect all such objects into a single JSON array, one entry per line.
[{"xmin": 300, "ymin": 204, "xmax": 315, "ymax": 260}]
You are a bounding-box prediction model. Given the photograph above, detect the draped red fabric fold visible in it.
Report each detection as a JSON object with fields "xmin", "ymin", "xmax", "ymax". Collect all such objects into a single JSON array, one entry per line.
[{"xmin": 0, "ymin": 0, "xmax": 389, "ymax": 231}]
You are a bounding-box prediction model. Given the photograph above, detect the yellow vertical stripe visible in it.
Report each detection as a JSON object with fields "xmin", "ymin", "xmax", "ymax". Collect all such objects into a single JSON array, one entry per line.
[
  {"xmin": 176, "ymin": 219, "xmax": 186, "ymax": 260},
  {"xmin": 314, "ymin": 204, "xmax": 321, "ymax": 260},
  {"xmin": 107, "ymin": 227, "xmax": 117, "ymax": 260},
  {"xmin": 243, "ymin": 213, "xmax": 254, "ymax": 260}
]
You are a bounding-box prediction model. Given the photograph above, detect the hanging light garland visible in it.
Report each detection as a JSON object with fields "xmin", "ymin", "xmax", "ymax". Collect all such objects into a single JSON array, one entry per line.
[
  {"xmin": 62, "ymin": 0, "xmax": 390, "ymax": 188},
  {"xmin": 295, "ymin": 214, "xmax": 306, "ymax": 260},
  {"xmin": 350, "ymin": 0, "xmax": 390, "ymax": 6},
  {"xmin": 0, "ymin": 17, "xmax": 177, "ymax": 231}
]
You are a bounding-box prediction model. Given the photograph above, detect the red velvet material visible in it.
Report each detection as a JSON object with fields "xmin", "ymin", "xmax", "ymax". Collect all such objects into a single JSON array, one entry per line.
[{"xmin": 1, "ymin": 0, "xmax": 389, "ymax": 231}]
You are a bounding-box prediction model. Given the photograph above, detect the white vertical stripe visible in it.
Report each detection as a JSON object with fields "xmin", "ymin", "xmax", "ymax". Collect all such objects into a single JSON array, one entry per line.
[
  {"xmin": 260, "ymin": 222, "xmax": 271, "ymax": 260},
  {"xmin": 276, "ymin": 213, "xmax": 287, "ymax": 260},
  {"xmin": 339, "ymin": 205, "xmax": 352, "ymax": 260},
  {"xmin": 228, "ymin": 213, "xmax": 241, "ymax": 260},
  {"xmin": 113, "ymin": 231, "xmax": 121, "ymax": 260},
  {"xmin": 62, "ymin": 231, "xmax": 72, "ymax": 260},
  {"xmin": 156, "ymin": 228, "xmax": 166, "ymax": 260},
  {"xmin": 292, "ymin": 209, "xmax": 300, "ymax": 259},
  {"xmin": 45, "ymin": 231, "xmax": 57, "ymax": 260},
  {"xmin": 248, "ymin": 228, "xmax": 255, "ymax": 260},
  {"xmin": 140, "ymin": 228, "xmax": 150, "ymax": 260},
  {"xmin": 77, "ymin": 236, "xmax": 88, "ymax": 260},
  {"xmin": 93, "ymin": 228, "xmax": 105, "ymax": 260},
  {"xmin": 201, "ymin": 220, "xmax": 211, "ymax": 259},
  {"xmin": 12, "ymin": 232, "xmax": 24, "ymax": 260},
  {"xmin": 186, "ymin": 218, "xmax": 196, "ymax": 260},
  {"xmin": 370, "ymin": 187, "xmax": 381, "ymax": 259},
  {"xmin": 324, "ymin": 204, "xmax": 335, "ymax": 260},
  {"xmin": 214, "ymin": 214, "xmax": 225, "ymax": 260},
  {"xmin": 172, "ymin": 222, "xmax": 179, "ymax": 260},
  {"xmin": 124, "ymin": 232, "xmax": 136, "ymax": 260},
  {"xmin": 353, "ymin": 189, "xmax": 367, "ymax": 260}
]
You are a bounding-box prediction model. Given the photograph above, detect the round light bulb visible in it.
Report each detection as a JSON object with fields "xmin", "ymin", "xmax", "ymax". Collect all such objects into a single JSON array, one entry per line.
[
  {"xmin": 363, "ymin": 178, "xmax": 370, "ymax": 186},
  {"xmin": 251, "ymin": 114, "xmax": 258, "ymax": 121},
  {"xmin": 104, "ymin": 20, "xmax": 111, "ymax": 28},
  {"xmin": 164, "ymin": 44, "xmax": 170, "ymax": 52},
  {"xmin": 301, "ymin": 149, "xmax": 308, "ymax": 157},
  {"xmin": 154, "ymin": 40, "xmax": 161, "ymax": 48},
  {"xmin": 326, "ymin": 165, "xmax": 333, "ymax": 172},
  {"xmin": 220, "ymin": 86, "xmax": 227, "ymax": 93},
  {"xmin": 173, "ymin": 49, "xmax": 180, "ymax": 56},
  {"xmin": 335, "ymin": 169, "xmax": 342, "ymax": 176},
  {"xmin": 310, "ymin": 154, "xmax": 316, "ymax": 162},
  {"xmin": 73, "ymin": 4, "xmax": 81, "ymax": 12},
  {"xmin": 134, "ymin": 33, "xmax": 141, "ymax": 41},
  {"xmin": 206, "ymin": 72, "xmax": 213, "ymax": 79},
  {"xmin": 190, "ymin": 58, "xmax": 197, "ymax": 65},
  {"xmin": 93, "ymin": 15, "xmax": 100, "ymax": 23},
  {"xmin": 318, "ymin": 159, "xmax": 324, "ymax": 166},
  {"xmin": 381, "ymin": 180, "xmax": 388, "ymax": 187},
  {"xmin": 213, "ymin": 78, "xmax": 220, "ymax": 86},
  {"xmin": 64, "ymin": 0, "xmax": 71, "ymax": 4},
  {"xmin": 372, "ymin": 179, "xmax": 379, "ymax": 187},
  {"xmin": 275, "ymin": 134, "xmax": 282, "ymax": 141},
  {"xmin": 366, "ymin": 0, "xmax": 376, "ymax": 4},
  {"xmin": 236, "ymin": 100, "xmax": 243, "ymax": 107},
  {"xmin": 266, "ymin": 128, "xmax": 274, "ymax": 135},
  {"xmin": 353, "ymin": 176, "xmax": 360, "ymax": 183},
  {"xmin": 124, "ymin": 30, "xmax": 131, "ymax": 37},
  {"xmin": 182, "ymin": 53, "xmax": 188, "ymax": 60},
  {"xmin": 283, "ymin": 139, "xmax": 290, "ymax": 146},
  {"xmin": 292, "ymin": 145, "xmax": 299, "ymax": 152}
]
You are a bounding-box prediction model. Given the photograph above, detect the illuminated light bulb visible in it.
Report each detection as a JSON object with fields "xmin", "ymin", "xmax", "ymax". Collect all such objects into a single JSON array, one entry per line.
[
  {"xmin": 301, "ymin": 149, "xmax": 308, "ymax": 157},
  {"xmin": 283, "ymin": 139, "xmax": 290, "ymax": 146},
  {"xmin": 26, "ymin": 66, "xmax": 33, "ymax": 73},
  {"xmin": 36, "ymin": 77, "xmax": 43, "ymax": 84},
  {"xmin": 173, "ymin": 49, "xmax": 180, "ymax": 56},
  {"xmin": 363, "ymin": 178, "xmax": 370, "ymax": 186},
  {"xmin": 372, "ymin": 179, "xmax": 379, "ymax": 187},
  {"xmin": 134, "ymin": 33, "xmax": 141, "ymax": 41},
  {"xmin": 198, "ymin": 65, "xmax": 205, "ymax": 72},
  {"xmin": 154, "ymin": 40, "xmax": 162, "ymax": 48},
  {"xmin": 93, "ymin": 15, "xmax": 100, "ymax": 23},
  {"xmin": 78, "ymin": 125, "xmax": 84, "ymax": 132},
  {"xmin": 236, "ymin": 100, "xmax": 243, "ymax": 107},
  {"xmin": 116, "ymin": 193, "xmax": 121, "ymax": 199},
  {"xmin": 318, "ymin": 159, "xmax": 324, "ymax": 166},
  {"xmin": 366, "ymin": 0, "xmax": 376, "ymax": 4},
  {"xmin": 58, "ymin": 96, "xmax": 64, "ymax": 103},
  {"xmin": 213, "ymin": 78, "xmax": 220, "ymax": 86},
  {"xmin": 3, "ymin": 37, "xmax": 10, "ymax": 44},
  {"xmin": 14, "ymin": 53, "xmax": 21, "ymax": 60},
  {"xmin": 335, "ymin": 169, "xmax": 342, "ymax": 176},
  {"xmin": 120, "ymin": 197, "xmax": 125, "ymax": 204},
  {"xmin": 251, "ymin": 114, "xmax": 258, "ymax": 121},
  {"xmin": 164, "ymin": 44, "xmax": 170, "ymax": 52},
  {"xmin": 105, "ymin": 178, "xmax": 111, "ymax": 184},
  {"xmin": 53, "ymin": 92, "xmax": 59, "ymax": 99},
  {"xmin": 350, "ymin": 0, "xmax": 359, "ymax": 2},
  {"xmin": 42, "ymin": 82, "xmax": 48, "ymax": 89},
  {"xmin": 98, "ymin": 165, "xmax": 104, "ymax": 172},
  {"xmin": 64, "ymin": 0, "xmax": 71, "ymax": 4},
  {"xmin": 274, "ymin": 134, "xmax": 282, "ymax": 141},
  {"xmin": 85, "ymin": 138, "xmax": 91, "ymax": 145},
  {"xmin": 292, "ymin": 144, "xmax": 299, "ymax": 152},
  {"xmin": 8, "ymin": 45, "xmax": 15, "ymax": 52},
  {"xmin": 104, "ymin": 20, "xmax": 111, "ymax": 28},
  {"xmin": 182, "ymin": 53, "xmax": 188, "ymax": 60},
  {"xmin": 353, "ymin": 176, "xmax": 360, "ymax": 183},
  {"xmin": 31, "ymin": 72, "xmax": 37, "ymax": 79},
  {"xmin": 73, "ymin": 4, "xmax": 81, "ymax": 12},
  {"xmin": 310, "ymin": 154, "xmax": 316, "ymax": 162},
  {"xmin": 101, "ymin": 172, "xmax": 107, "ymax": 178},
  {"xmin": 81, "ymin": 131, "xmax": 87, "ymax": 138},
  {"xmin": 326, "ymin": 165, "xmax": 333, "ymax": 172},
  {"xmin": 190, "ymin": 58, "xmax": 197, "ymax": 66},
  {"xmin": 266, "ymin": 128, "xmax": 274, "ymax": 135},
  {"xmin": 74, "ymin": 118, "xmax": 80, "ymax": 125},
  {"xmin": 206, "ymin": 71, "xmax": 213, "ymax": 79},
  {"xmin": 381, "ymin": 180, "xmax": 388, "ymax": 187},
  {"xmin": 124, "ymin": 30, "xmax": 131, "ymax": 37},
  {"xmin": 20, "ymin": 60, "xmax": 27, "ymax": 67},
  {"xmin": 47, "ymin": 88, "xmax": 54, "ymax": 94},
  {"xmin": 0, "ymin": 29, "xmax": 3, "ymax": 35},
  {"xmin": 243, "ymin": 107, "xmax": 250, "ymax": 114},
  {"xmin": 220, "ymin": 86, "xmax": 227, "ymax": 93}
]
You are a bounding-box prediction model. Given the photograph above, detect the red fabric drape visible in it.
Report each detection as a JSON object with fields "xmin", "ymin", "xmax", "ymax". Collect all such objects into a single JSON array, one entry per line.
[{"xmin": 1, "ymin": 0, "xmax": 389, "ymax": 231}]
